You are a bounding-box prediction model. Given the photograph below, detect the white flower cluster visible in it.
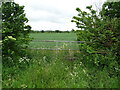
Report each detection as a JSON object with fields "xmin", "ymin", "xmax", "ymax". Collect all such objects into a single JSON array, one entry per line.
[{"xmin": 19, "ymin": 57, "xmax": 30, "ymax": 63}]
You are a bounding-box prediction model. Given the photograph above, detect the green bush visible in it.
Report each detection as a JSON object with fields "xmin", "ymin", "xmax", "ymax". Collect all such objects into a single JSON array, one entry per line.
[
  {"xmin": 2, "ymin": 2, "xmax": 32, "ymax": 67},
  {"xmin": 71, "ymin": 2, "xmax": 120, "ymax": 76}
]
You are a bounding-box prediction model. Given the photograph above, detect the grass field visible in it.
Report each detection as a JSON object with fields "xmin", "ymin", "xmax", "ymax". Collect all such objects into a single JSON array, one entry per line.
[
  {"xmin": 29, "ymin": 33, "xmax": 80, "ymax": 49},
  {"xmin": 30, "ymin": 33, "xmax": 77, "ymax": 41},
  {"xmin": 3, "ymin": 32, "xmax": 119, "ymax": 88}
]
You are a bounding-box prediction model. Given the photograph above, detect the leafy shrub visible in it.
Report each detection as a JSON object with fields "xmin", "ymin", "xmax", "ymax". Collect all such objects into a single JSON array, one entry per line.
[
  {"xmin": 71, "ymin": 2, "xmax": 120, "ymax": 76},
  {"xmin": 2, "ymin": 2, "xmax": 32, "ymax": 67}
]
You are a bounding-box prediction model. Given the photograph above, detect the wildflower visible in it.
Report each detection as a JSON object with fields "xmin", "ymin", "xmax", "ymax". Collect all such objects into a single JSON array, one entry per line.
[
  {"xmin": 26, "ymin": 58, "xmax": 30, "ymax": 62},
  {"xmin": 19, "ymin": 57, "xmax": 30, "ymax": 63},
  {"xmin": 19, "ymin": 58, "xmax": 24, "ymax": 63}
]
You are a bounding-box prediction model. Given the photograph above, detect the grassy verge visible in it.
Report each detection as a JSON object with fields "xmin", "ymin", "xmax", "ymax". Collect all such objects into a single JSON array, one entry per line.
[{"xmin": 2, "ymin": 49, "xmax": 119, "ymax": 88}]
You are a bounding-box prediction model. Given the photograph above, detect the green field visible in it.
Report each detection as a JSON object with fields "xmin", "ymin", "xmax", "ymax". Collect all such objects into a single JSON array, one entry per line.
[
  {"xmin": 29, "ymin": 33, "xmax": 80, "ymax": 49},
  {"xmin": 30, "ymin": 33, "xmax": 77, "ymax": 41}
]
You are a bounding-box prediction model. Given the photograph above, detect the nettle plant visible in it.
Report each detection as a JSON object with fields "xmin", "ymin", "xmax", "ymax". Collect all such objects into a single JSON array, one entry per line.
[
  {"xmin": 2, "ymin": 2, "xmax": 32, "ymax": 66},
  {"xmin": 71, "ymin": 2, "xmax": 120, "ymax": 75}
]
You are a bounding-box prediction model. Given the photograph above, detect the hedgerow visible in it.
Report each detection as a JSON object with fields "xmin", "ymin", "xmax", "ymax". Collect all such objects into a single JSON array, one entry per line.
[
  {"xmin": 2, "ymin": 2, "xmax": 31, "ymax": 67},
  {"xmin": 71, "ymin": 1, "xmax": 120, "ymax": 76}
]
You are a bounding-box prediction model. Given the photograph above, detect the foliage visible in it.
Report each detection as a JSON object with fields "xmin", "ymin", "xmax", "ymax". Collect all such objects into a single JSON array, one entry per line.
[
  {"xmin": 30, "ymin": 30, "xmax": 71, "ymax": 33},
  {"xmin": 3, "ymin": 33, "xmax": 119, "ymax": 88},
  {"xmin": 2, "ymin": 50, "xmax": 119, "ymax": 88},
  {"xmin": 71, "ymin": 1, "xmax": 120, "ymax": 76},
  {"xmin": 41, "ymin": 30, "xmax": 44, "ymax": 33},
  {"xmin": 2, "ymin": 2, "xmax": 31, "ymax": 66},
  {"xmin": 101, "ymin": 1, "xmax": 120, "ymax": 18},
  {"xmin": 2, "ymin": 1, "xmax": 119, "ymax": 88}
]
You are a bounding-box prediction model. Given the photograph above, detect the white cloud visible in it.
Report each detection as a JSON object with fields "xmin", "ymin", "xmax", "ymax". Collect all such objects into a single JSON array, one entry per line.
[{"xmin": 14, "ymin": 0, "xmax": 106, "ymax": 31}]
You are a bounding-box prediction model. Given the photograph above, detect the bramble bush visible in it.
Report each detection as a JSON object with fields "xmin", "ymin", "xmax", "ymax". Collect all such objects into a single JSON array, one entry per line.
[
  {"xmin": 2, "ymin": 2, "xmax": 32, "ymax": 67},
  {"xmin": 71, "ymin": 1, "xmax": 120, "ymax": 76}
]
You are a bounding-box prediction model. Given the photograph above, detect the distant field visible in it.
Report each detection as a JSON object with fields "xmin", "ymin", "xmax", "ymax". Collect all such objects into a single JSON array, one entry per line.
[
  {"xmin": 30, "ymin": 32, "xmax": 77, "ymax": 41},
  {"xmin": 29, "ymin": 33, "xmax": 79, "ymax": 49}
]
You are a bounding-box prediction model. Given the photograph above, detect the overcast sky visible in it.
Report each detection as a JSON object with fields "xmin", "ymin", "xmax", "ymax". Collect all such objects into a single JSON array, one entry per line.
[{"xmin": 14, "ymin": 0, "xmax": 106, "ymax": 31}]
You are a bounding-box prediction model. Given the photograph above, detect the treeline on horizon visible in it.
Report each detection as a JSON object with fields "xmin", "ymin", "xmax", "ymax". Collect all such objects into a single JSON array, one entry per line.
[{"xmin": 31, "ymin": 29, "xmax": 75, "ymax": 33}]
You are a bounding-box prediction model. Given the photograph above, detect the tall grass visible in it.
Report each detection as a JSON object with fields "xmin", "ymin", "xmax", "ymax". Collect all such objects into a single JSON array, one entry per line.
[{"xmin": 3, "ymin": 49, "xmax": 119, "ymax": 88}]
